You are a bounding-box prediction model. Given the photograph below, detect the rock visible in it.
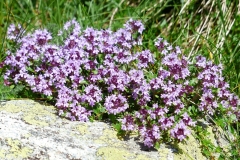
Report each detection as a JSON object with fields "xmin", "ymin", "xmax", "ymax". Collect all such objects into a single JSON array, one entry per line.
[{"xmin": 0, "ymin": 100, "xmax": 230, "ymax": 160}]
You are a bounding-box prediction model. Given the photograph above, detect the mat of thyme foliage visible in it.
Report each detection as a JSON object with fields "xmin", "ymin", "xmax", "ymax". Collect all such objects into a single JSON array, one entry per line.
[{"xmin": 2, "ymin": 19, "xmax": 240, "ymax": 148}]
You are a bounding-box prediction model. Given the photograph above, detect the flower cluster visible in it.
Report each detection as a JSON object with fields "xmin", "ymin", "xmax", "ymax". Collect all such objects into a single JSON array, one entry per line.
[
  {"xmin": 196, "ymin": 56, "xmax": 240, "ymax": 116},
  {"xmin": 2, "ymin": 19, "xmax": 239, "ymax": 149},
  {"xmin": 7, "ymin": 24, "xmax": 24, "ymax": 41},
  {"xmin": 82, "ymin": 84, "xmax": 102, "ymax": 107},
  {"xmin": 104, "ymin": 94, "xmax": 129, "ymax": 115},
  {"xmin": 119, "ymin": 37, "xmax": 239, "ymax": 147}
]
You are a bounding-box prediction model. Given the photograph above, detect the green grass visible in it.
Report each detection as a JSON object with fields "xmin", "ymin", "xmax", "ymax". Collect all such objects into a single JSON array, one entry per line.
[{"xmin": 0, "ymin": 0, "xmax": 239, "ymax": 159}]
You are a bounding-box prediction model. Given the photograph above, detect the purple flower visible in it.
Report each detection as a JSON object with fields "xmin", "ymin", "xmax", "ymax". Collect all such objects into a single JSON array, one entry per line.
[
  {"xmin": 159, "ymin": 116, "xmax": 174, "ymax": 130},
  {"xmin": 63, "ymin": 19, "xmax": 81, "ymax": 36},
  {"xmin": 137, "ymin": 50, "xmax": 154, "ymax": 69},
  {"xmin": 124, "ymin": 19, "xmax": 145, "ymax": 34},
  {"xmin": 103, "ymin": 54, "xmax": 115, "ymax": 67},
  {"xmin": 70, "ymin": 105, "xmax": 91, "ymax": 122},
  {"xmin": 113, "ymin": 49, "xmax": 135, "ymax": 64},
  {"xmin": 98, "ymin": 29, "xmax": 114, "ymax": 54},
  {"xmin": 196, "ymin": 56, "xmax": 207, "ymax": 68},
  {"xmin": 150, "ymin": 77, "xmax": 164, "ymax": 90},
  {"xmin": 153, "ymin": 104, "xmax": 168, "ymax": 116},
  {"xmin": 139, "ymin": 125, "xmax": 161, "ymax": 148},
  {"xmin": 135, "ymin": 108, "xmax": 148, "ymax": 122},
  {"xmin": 182, "ymin": 112, "xmax": 196, "ymax": 126},
  {"xmin": 7, "ymin": 24, "xmax": 24, "ymax": 40},
  {"xmin": 129, "ymin": 69, "xmax": 145, "ymax": 84},
  {"xmin": 155, "ymin": 37, "xmax": 169, "ymax": 52},
  {"xmin": 132, "ymin": 81, "xmax": 151, "ymax": 106},
  {"xmin": 158, "ymin": 67, "xmax": 170, "ymax": 79},
  {"xmin": 160, "ymin": 81, "xmax": 184, "ymax": 109},
  {"xmin": 162, "ymin": 52, "xmax": 190, "ymax": 80},
  {"xmin": 82, "ymin": 84, "xmax": 102, "ymax": 106},
  {"xmin": 87, "ymin": 73, "xmax": 102, "ymax": 83},
  {"xmin": 199, "ymin": 89, "xmax": 218, "ymax": 115},
  {"xmin": 84, "ymin": 60, "xmax": 98, "ymax": 70},
  {"xmin": 104, "ymin": 94, "xmax": 129, "ymax": 115},
  {"xmin": 105, "ymin": 69, "xmax": 130, "ymax": 92},
  {"xmin": 143, "ymin": 137, "xmax": 154, "ymax": 148},
  {"xmin": 170, "ymin": 121, "xmax": 191, "ymax": 141},
  {"xmin": 56, "ymin": 86, "xmax": 74, "ymax": 109},
  {"xmin": 114, "ymin": 28, "xmax": 132, "ymax": 48},
  {"xmin": 121, "ymin": 115, "xmax": 135, "ymax": 131},
  {"xmin": 32, "ymin": 29, "xmax": 52, "ymax": 46}
]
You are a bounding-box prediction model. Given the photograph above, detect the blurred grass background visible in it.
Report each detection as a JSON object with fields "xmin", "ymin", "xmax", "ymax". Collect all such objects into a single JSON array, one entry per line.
[{"xmin": 0, "ymin": 0, "xmax": 239, "ymax": 158}]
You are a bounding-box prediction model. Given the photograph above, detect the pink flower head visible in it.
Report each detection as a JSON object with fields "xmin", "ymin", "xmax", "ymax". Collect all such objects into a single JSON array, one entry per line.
[
  {"xmin": 182, "ymin": 112, "xmax": 196, "ymax": 126},
  {"xmin": 104, "ymin": 94, "xmax": 129, "ymax": 115},
  {"xmin": 159, "ymin": 116, "xmax": 174, "ymax": 130},
  {"xmin": 170, "ymin": 121, "xmax": 191, "ymax": 141},
  {"xmin": 121, "ymin": 115, "xmax": 135, "ymax": 131},
  {"xmin": 82, "ymin": 84, "xmax": 102, "ymax": 106}
]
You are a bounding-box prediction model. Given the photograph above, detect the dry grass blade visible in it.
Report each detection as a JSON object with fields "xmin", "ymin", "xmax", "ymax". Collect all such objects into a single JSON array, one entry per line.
[
  {"xmin": 214, "ymin": 1, "xmax": 235, "ymax": 58},
  {"xmin": 187, "ymin": 0, "xmax": 215, "ymax": 59},
  {"xmin": 109, "ymin": 0, "xmax": 125, "ymax": 29}
]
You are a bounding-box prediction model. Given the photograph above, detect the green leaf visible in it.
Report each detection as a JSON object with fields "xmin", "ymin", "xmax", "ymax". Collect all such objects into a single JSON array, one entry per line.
[
  {"xmin": 10, "ymin": 85, "xmax": 15, "ymax": 89},
  {"xmin": 229, "ymin": 114, "xmax": 237, "ymax": 121},
  {"xmin": 113, "ymin": 122, "xmax": 121, "ymax": 132},
  {"xmin": 80, "ymin": 80, "xmax": 88, "ymax": 84},
  {"xmin": 202, "ymin": 149, "xmax": 211, "ymax": 157},
  {"xmin": 154, "ymin": 141, "xmax": 160, "ymax": 149},
  {"xmin": 109, "ymin": 114, "xmax": 117, "ymax": 123},
  {"xmin": 189, "ymin": 78, "xmax": 198, "ymax": 86}
]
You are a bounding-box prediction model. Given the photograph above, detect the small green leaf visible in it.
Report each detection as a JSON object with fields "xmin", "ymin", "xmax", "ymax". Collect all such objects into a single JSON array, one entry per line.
[
  {"xmin": 109, "ymin": 114, "xmax": 117, "ymax": 123},
  {"xmin": 10, "ymin": 85, "xmax": 15, "ymax": 89},
  {"xmin": 113, "ymin": 122, "xmax": 121, "ymax": 132},
  {"xmin": 80, "ymin": 80, "xmax": 88, "ymax": 84},
  {"xmin": 230, "ymin": 114, "xmax": 237, "ymax": 121},
  {"xmin": 189, "ymin": 78, "xmax": 198, "ymax": 86},
  {"xmin": 154, "ymin": 141, "xmax": 160, "ymax": 149}
]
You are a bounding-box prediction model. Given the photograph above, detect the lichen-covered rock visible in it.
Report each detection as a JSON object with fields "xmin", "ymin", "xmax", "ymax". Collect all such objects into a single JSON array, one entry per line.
[{"xmin": 0, "ymin": 100, "xmax": 229, "ymax": 160}]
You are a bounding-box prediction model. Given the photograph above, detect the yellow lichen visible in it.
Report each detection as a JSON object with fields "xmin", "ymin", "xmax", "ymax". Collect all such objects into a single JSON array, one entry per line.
[
  {"xmin": 135, "ymin": 154, "xmax": 151, "ymax": 160},
  {"xmin": 23, "ymin": 133, "xmax": 31, "ymax": 138},
  {"xmin": 206, "ymin": 127, "xmax": 217, "ymax": 146},
  {"xmin": 22, "ymin": 101, "xmax": 56, "ymax": 126},
  {"xmin": 173, "ymin": 132, "xmax": 206, "ymax": 160},
  {"xmin": 97, "ymin": 147, "xmax": 151, "ymax": 160},
  {"xmin": 23, "ymin": 114, "xmax": 50, "ymax": 126},
  {"xmin": 97, "ymin": 147, "xmax": 132, "ymax": 160},
  {"xmin": 5, "ymin": 138, "xmax": 32, "ymax": 159},
  {"xmin": 158, "ymin": 148, "xmax": 172, "ymax": 159},
  {"xmin": 94, "ymin": 128, "xmax": 126, "ymax": 147},
  {"xmin": 0, "ymin": 103, "xmax": 22, "ymax": 113},
  {"xmin": 1, "ymin": 100, "xmax": 57, "ymax": 127},
  {"xmin": 0, "ymin": 149, "xmax": 5, "ymax": 158},
  {"xmin": 103, "ymin": 129, "xmax": 119, "ymax": 139},
  {"xmin": 76, "ymin": 124, "xmax": 89, "ymax": 135}
]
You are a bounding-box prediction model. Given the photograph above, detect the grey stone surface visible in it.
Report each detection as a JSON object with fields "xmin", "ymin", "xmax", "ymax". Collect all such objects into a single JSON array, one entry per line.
[{"xmin": 0, "ymin": 100, "xmax": 231, "ymax": 160}]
